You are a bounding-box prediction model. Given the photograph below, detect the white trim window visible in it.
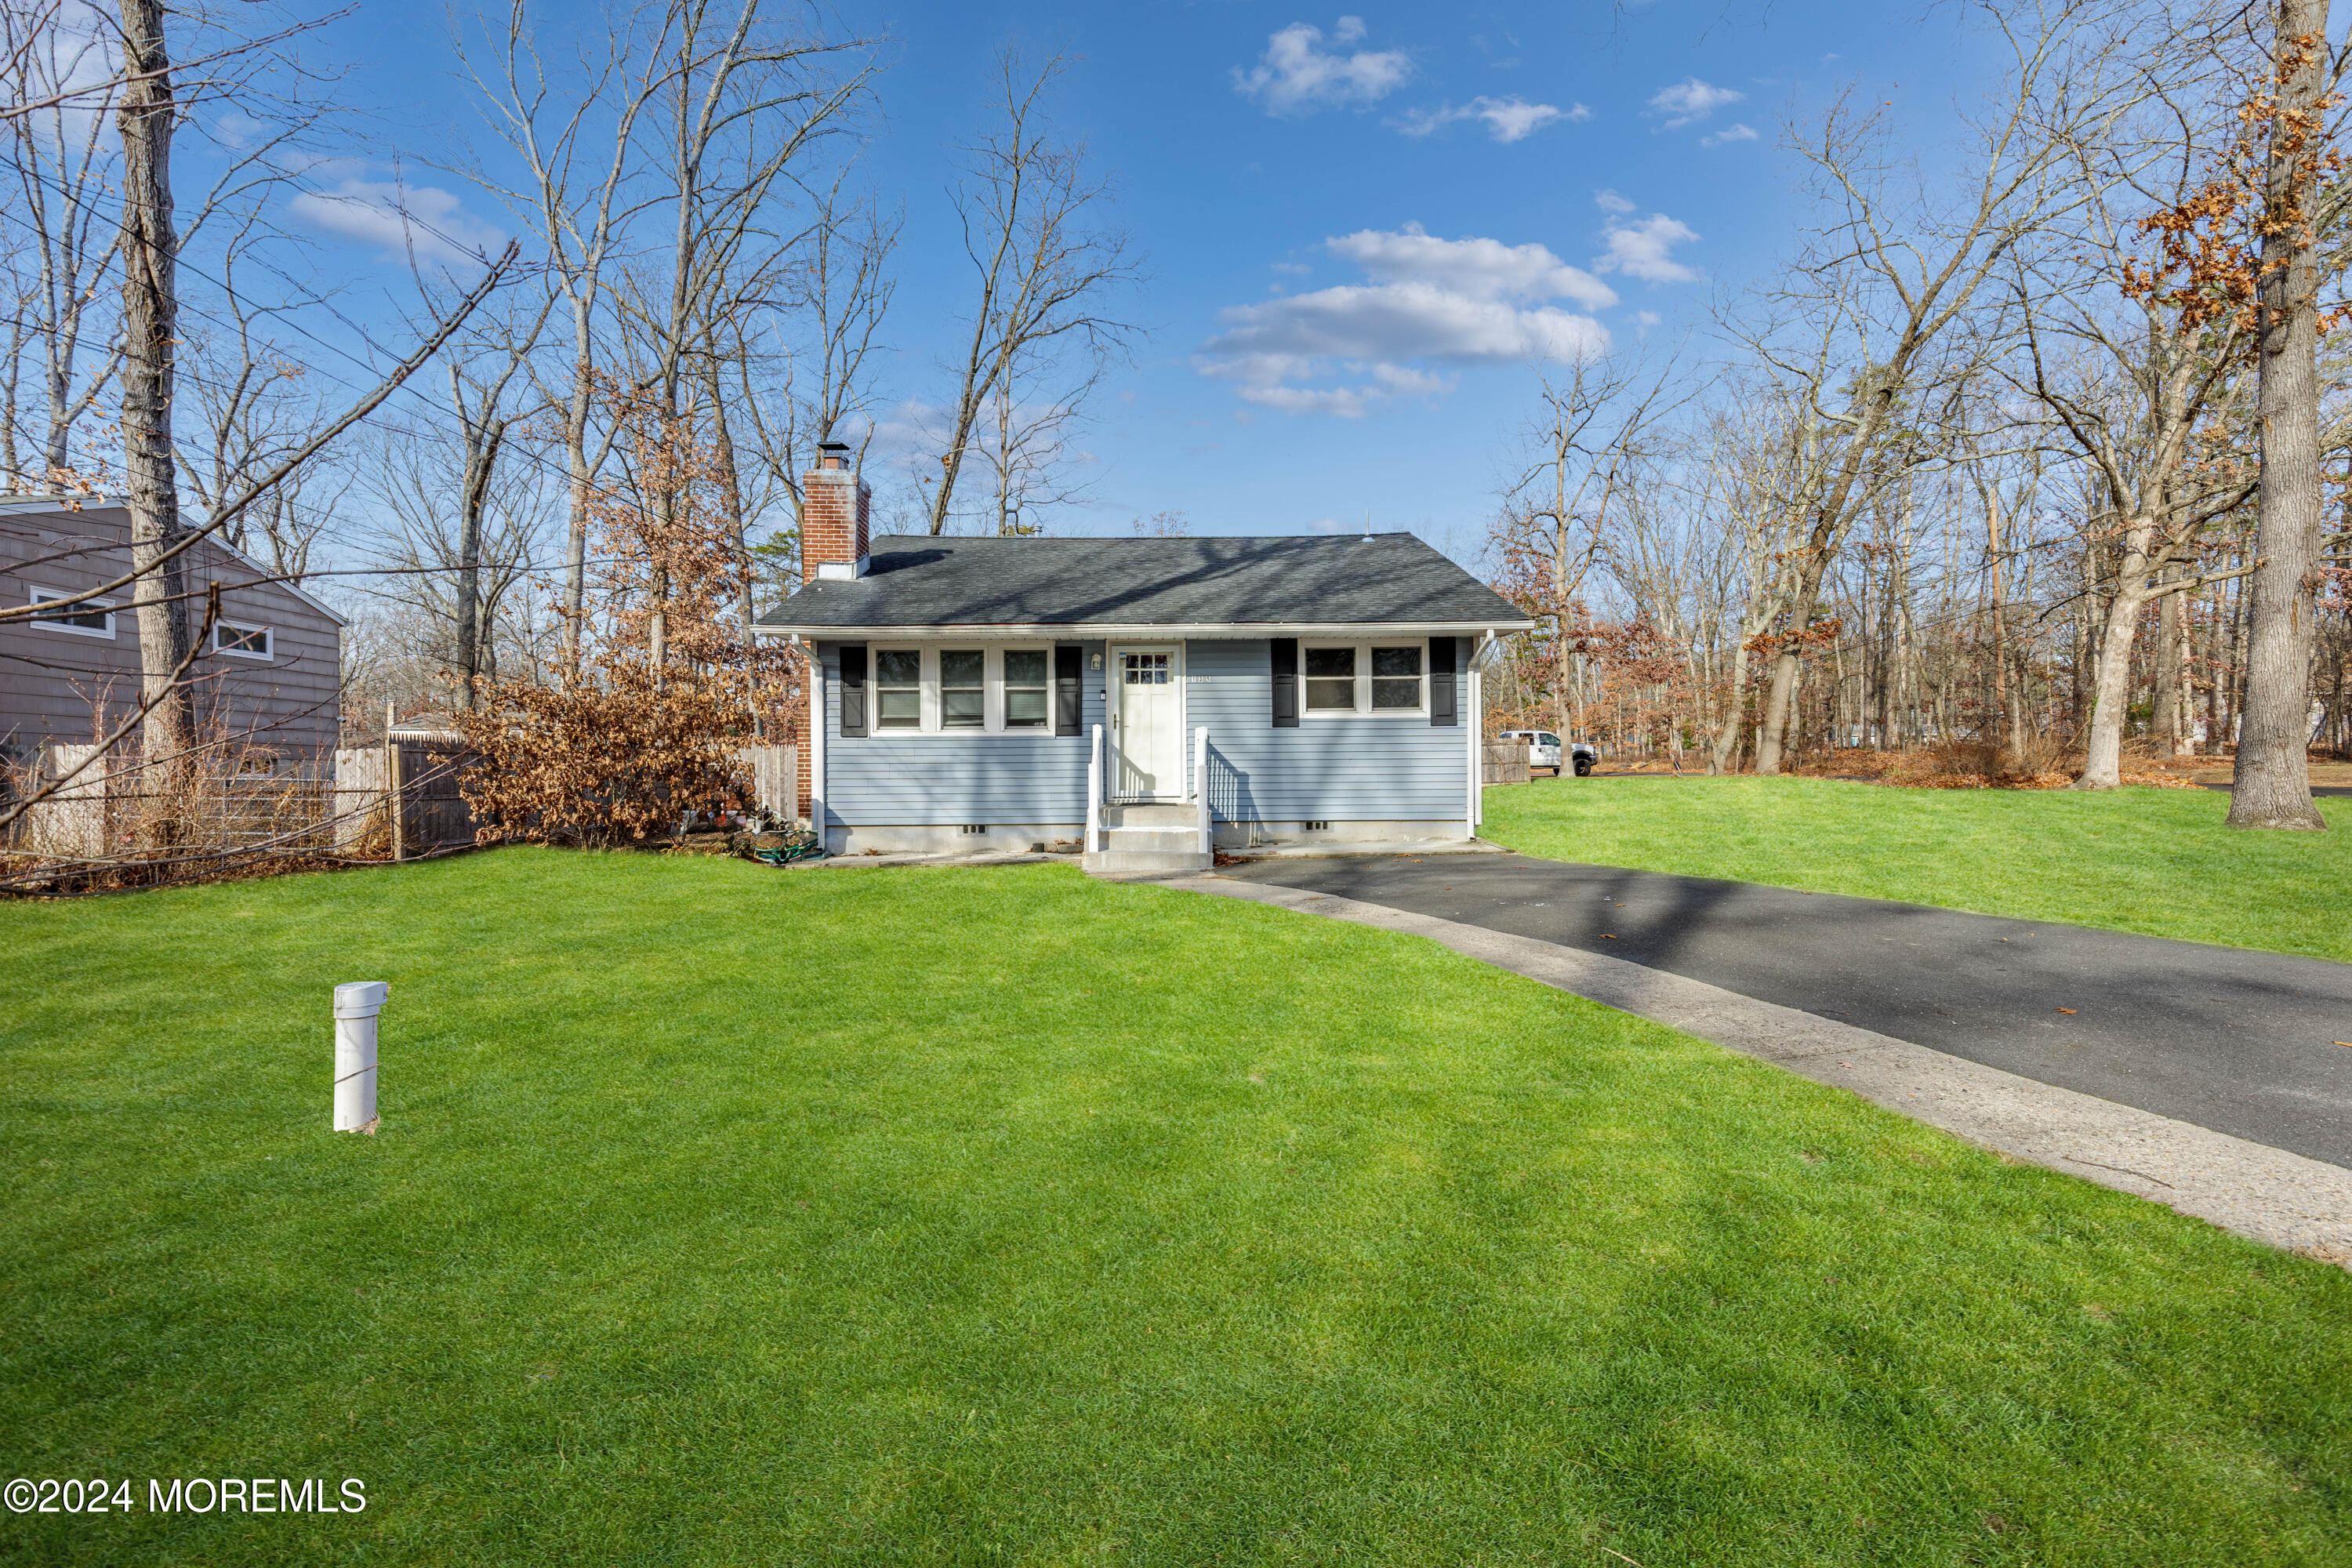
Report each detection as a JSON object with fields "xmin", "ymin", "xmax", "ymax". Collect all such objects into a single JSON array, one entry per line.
[
  {"xmin": 1302, "ymin": 639, "xmax": 1427, "ymax": 717},
  {"xmin": 1001, "ymin": 648, "xmax": 1051, "ymax": 729},
  {"xmin": 863, "ymin": 642, "xmax": 1060, "ymax": 735},
  {"xmin": 1303, "ymin": 644, "xmax": 1355, "ymax": 713},
  {"xmin": 28, "ymin": 586, "xmax": 115, "ymax": 637},
  {"xmin": 213, "ymin": 619, "xmax": 273, "ymax": 659},
  {"xmin": 939, "ymin": 648, "xmax": 985, "ymax": 729},
  {"xmin": 873, "ymin": 647, "xmax": 924, "ymax": 729}
]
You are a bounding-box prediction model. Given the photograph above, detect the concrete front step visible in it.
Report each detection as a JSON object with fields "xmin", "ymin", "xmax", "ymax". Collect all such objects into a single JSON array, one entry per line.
[
  {"xmin": 1102, "ymin": 826, "xmax": 1200, "ymax": 854},
  {"xmin": 1083, "ymin": 847, "xmax": 1211, "ymax": 876},
  {"xmin": 1103, "ymin": 803, "xmax": 1196, "ymax": 829}
]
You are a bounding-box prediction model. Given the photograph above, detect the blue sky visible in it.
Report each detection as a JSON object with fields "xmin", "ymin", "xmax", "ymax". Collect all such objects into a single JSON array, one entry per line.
[{"xmin": 283, "ymin": 0, "xmax": 2003, "ymax": 558}]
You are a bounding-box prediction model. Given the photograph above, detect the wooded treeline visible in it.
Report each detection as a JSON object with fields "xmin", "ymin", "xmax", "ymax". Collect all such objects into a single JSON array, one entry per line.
[
  {"xmin": 1486, "ymin": 0, "xmax": 2351, "ymax": 821},
  {"xmin": 0, "ymin": 0, "xmax": 1134, "ymax": 775}
]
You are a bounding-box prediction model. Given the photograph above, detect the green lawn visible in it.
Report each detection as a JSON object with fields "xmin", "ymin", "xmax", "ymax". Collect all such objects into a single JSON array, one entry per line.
[
  {"xmin": 2, "ymin": 849, "xmax": 2347, "ymax": 1565},
  {"xmin": 1483, "ymin": 775, "xmax": 2352, "ymax": 962}
]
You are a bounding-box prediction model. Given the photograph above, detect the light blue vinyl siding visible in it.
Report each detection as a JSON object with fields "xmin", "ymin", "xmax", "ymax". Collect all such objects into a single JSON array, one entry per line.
[
  {"xmin": 816, "ymin": 636, "xmax": 1469, "ymax": 828},
  {"xmin": 1188, "ymin": 638, "xmax": 1469, "ymax": 824},
  {"xmin": 818, "ymin": 641, "xmax": 1103, "ymax": 828}
]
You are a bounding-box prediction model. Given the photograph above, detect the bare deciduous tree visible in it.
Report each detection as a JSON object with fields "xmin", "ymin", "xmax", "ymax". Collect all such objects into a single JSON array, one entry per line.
[{"xmin": 926, "ymin": 46, "xmax": 1136, "ymax": 535}]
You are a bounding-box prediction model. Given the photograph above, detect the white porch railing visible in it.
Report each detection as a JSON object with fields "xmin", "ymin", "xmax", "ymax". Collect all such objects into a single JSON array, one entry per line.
[
  {"xmin": 1087, "ymin": 724, "xmax": 1103, "ymax": 852},
  {"xmin": 1193, "ymin": 727, "xmax": 1210, "ymax": 857}
]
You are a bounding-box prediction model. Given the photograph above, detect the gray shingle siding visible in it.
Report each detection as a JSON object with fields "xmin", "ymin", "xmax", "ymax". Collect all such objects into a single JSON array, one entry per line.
[
  {"xmin": 817, "ymin": 640, "xmax": 1105, "ymax": 829},
  {"xmin": 1191, "ymin": 639, "xmax": 1469, "ymax": 825}
]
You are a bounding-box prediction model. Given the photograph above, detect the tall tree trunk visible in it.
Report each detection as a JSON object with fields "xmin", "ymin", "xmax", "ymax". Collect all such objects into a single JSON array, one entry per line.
[
  {"xmin": 2079, "ymin": 579, "xmax": 2151, "ymax": 789},
  {"xmin": 455, "ymin": 420, "xmax": 502, "ymax": 711},
  {"xmin": 2231, "ymin": 0, "xmax": 2331, "ymax": 829},
  {"xmin": 115, "ymin": 0, "xmax": 191, "ymax": 814},
  {"xmin": 706, "ymin": 355, "xmax": 760, "ymax": 737},
  {"xmin": 1711, "ymin": 640, "xmax": 1751, "ymax": 774},
  {"xmin": 558, "ymin": 306, "xmax": 595, "ymax": 684}
]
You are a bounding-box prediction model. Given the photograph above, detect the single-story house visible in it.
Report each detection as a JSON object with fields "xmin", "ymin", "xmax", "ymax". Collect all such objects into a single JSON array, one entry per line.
[
  {"xmin": 0, "ymin": 495, "xmax": 347, "ymax": 781},
  {"xmin": 755, "ymin": 447, "xmax": 1534, "ymax": 873}
]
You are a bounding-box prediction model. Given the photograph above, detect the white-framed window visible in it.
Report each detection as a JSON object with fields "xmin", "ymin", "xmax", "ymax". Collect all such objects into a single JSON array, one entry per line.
[
  {"xmin": 873, "ymin": 647, "xmax": 924, "ymax": 729},
  {"xmin": 1301, "ymin": 639, "xmax": 1427, "ymax": 717},
  {"xmin": 1001, "ymin": 648, "xmax": 1051, "ymax": 729},
  {"xmin": 27, "ymin": 586, "xmax": 114, "ymax": 637},
  {"xmin": 1304, "ymin": 644, "xmax": 1355, "ymax": 712},
  {"xmin": 862, "ymin": 642, "xmax": 1059, "ymax": 735},
  {"xmin": 213, "ymin": 619, "xmax": 273, "ymax": 659},
  {"xmin": 939, "ymin": 648, "xmax": 985, "ymax": 729}
]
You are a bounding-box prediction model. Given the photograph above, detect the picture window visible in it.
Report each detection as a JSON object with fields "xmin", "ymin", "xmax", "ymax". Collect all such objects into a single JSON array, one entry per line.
[
  {"xmin": 28, "ymin": 588, "xmax": 113, "ymax": 637},
  {"xmin": 213, "ymin": 621, "xmax": 272, "ymax": 659}
]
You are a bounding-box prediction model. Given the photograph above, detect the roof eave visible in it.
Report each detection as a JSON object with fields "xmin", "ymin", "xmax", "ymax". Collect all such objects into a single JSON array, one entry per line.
[{"xmin": 753, "ymin": 618, "xmax": 1538, "ymax": 640}]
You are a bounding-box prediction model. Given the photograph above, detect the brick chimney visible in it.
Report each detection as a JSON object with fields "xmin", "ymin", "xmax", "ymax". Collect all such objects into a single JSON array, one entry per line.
[{"xmin": 802, "ymin": 441, "xmax": 869, "ymax": 581}]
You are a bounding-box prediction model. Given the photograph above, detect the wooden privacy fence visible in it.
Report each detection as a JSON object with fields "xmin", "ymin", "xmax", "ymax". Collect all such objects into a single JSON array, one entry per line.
[
  {"xmin": 738, "ymin": 744, "xmax": 797, "ymax": 824},
  {"xmin": 17, "ymin": 745, "xmax": 336, "ymax": 857},
  {"xmin": 332, "ymin": 734, "xmax": 479, "ymax": 856},
  {"xmin": 1482, "ymin": 739, "xmax": 1530, "ymax": 786},
  {"xmin": 328, "ymin": 740, "xmax": 798, "ymax": 854}
]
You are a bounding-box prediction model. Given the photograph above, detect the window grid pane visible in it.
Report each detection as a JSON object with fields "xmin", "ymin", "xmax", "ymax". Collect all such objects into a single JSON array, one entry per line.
[
  {"xmin": 941, "ymin": 649, "xmax": 984, "ymax": 728},
  {"xmin": 33, "ymin": 593, "xmax": 108, "ymax": 631},
  {"xmin": 1004, "ymin": 649, "xmax": 1049, "ymax": 728},
  {"xmin": 1306, "ymin": 645, "xmax": 1356, "ymax": 712},
  {"xmin": 876, "ymin": 649, "xmax": 921, "ymax": 728},
  {"xmin": 1305, "ymin": 681, "xmax": 1356, "ymax": 711}
]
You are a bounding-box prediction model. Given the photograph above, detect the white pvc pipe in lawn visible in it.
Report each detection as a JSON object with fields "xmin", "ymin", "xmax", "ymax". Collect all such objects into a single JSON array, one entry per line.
[{"xmin": 333, "ymin": 981, "xmax": 388, "ymax": 1133}]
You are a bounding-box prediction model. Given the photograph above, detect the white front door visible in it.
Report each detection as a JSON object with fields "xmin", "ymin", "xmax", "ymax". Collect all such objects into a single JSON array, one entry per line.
[{"xmin": 1113, "ymin": 646, "xmax": 1184, "ymax": 800}]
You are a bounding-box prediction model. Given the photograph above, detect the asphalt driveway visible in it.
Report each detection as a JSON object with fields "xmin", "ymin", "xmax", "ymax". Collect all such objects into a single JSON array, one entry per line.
[{"xmin": 1223, "ymin": 854, "xmax": 2352, "ymax": 1170}]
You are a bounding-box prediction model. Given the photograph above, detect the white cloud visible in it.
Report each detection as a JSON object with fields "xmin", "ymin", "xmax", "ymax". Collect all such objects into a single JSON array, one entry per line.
[
  {"xmin": 288, "ymin": 176, "xmax": 505, "ymax": 267},
  {"xmin": 1701, "ymin": 122, "xmax": 1759, "ymax": 147},
  {"xmin": 1272, "ymin": 261, "xmax": 1313, "ymax": 275},
  {"xmin": 1232, "ymin": 17, "xmax": 1412, "ymax": 117},
  {"xmin": 1327, "ymin": 222, "xmax": 1615, "ymax": 309},
  {"xmin": 1648, "ymin": 77, "xmax": 1743, "ymax": 129},
  {"xmin": 1394, "ymin": 95, "xmax": 1584, "ymax": 143},
  {"xmin": 1198, "ymin": 223, "xmax": 1611, "ymax": 417},
  {"xmin": 1593, "ymin": 213, "xmax": 1701, "ymax": 284},
  {"xmin": 1593, "ymin": 189, "xmax": 1635, "ymax": 214},
  {"xmin": 1636, "ymin": 310, "xmax": 1662, "ymax": 327}
]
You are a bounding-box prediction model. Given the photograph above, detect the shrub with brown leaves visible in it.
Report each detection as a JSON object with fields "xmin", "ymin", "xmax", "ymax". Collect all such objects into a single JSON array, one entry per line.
[{"xmin": 457, "ymin": 385, "xmax": 797, "ymax": 847}]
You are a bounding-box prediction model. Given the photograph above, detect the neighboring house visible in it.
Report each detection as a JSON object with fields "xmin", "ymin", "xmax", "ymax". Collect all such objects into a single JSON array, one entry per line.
[
  {"xmin": 0, "ymin": 495, "xmax": 347, "ymax": 780},
  {"xmin": 756, "ymin": 445, "xmax": 1534, "ymax": 872}
]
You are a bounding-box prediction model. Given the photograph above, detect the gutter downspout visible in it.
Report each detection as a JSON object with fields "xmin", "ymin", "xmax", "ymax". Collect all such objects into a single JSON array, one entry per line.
[
  {"xmin": 1470, "ymin": 630, "xmax": 1495, "ymax": 836},
  {"xmin": 803, "ymin": 637, "xmax": 827, "ymax": 845}
]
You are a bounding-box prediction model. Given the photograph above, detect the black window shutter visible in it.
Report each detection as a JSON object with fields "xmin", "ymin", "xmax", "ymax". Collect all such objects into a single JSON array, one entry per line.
[
  {"xmin": 1429, "ymin": 636, "xmax": 1458, "ymax": 727},
  {"xmin": 1270, "ymin": 637, "xmax": 1298, "ymax": 728},
  {"xmin": 1054, "ymin": 644, "xmax": 1083, "ymax": 735},
  {"xmin": 838, "ymin": 644, "xmax": 868, "ymax": 737}
]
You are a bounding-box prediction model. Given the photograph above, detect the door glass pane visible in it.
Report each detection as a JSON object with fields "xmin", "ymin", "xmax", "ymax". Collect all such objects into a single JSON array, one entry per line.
[
  {"xmin": 1305, "ymin": 646, "xmax": 1355, "ymax": 711},
  {"xmin": 876, "ymin": 649, "xmax": 921, "ymax": 728},
  {"xmin": 1004, "ymin": 649, "xmax": 1049, "ymax": 728},
  {"xmin": 1123, "ymin": 652, "xmax": 1169, "ymax": 684},
  {"xmin": 941, "ymin": 649, "xmax": 985, "ymax": 728},
  {"xmin": 1371, "ymin": 645, "xmax": 1421, "ymax": 710}
]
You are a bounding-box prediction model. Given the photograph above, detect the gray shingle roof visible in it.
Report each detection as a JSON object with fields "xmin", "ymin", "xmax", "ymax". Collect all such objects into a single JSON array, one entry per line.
[{"xmin": 754, "ymin": 533, "xmax": 1531, "ymax": 634}]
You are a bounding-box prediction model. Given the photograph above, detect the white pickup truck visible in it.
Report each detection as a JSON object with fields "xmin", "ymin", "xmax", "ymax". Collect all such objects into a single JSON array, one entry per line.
[{"xmin": 1497, "ymin": 729, "xmax": 1597, "ymax": 777}]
